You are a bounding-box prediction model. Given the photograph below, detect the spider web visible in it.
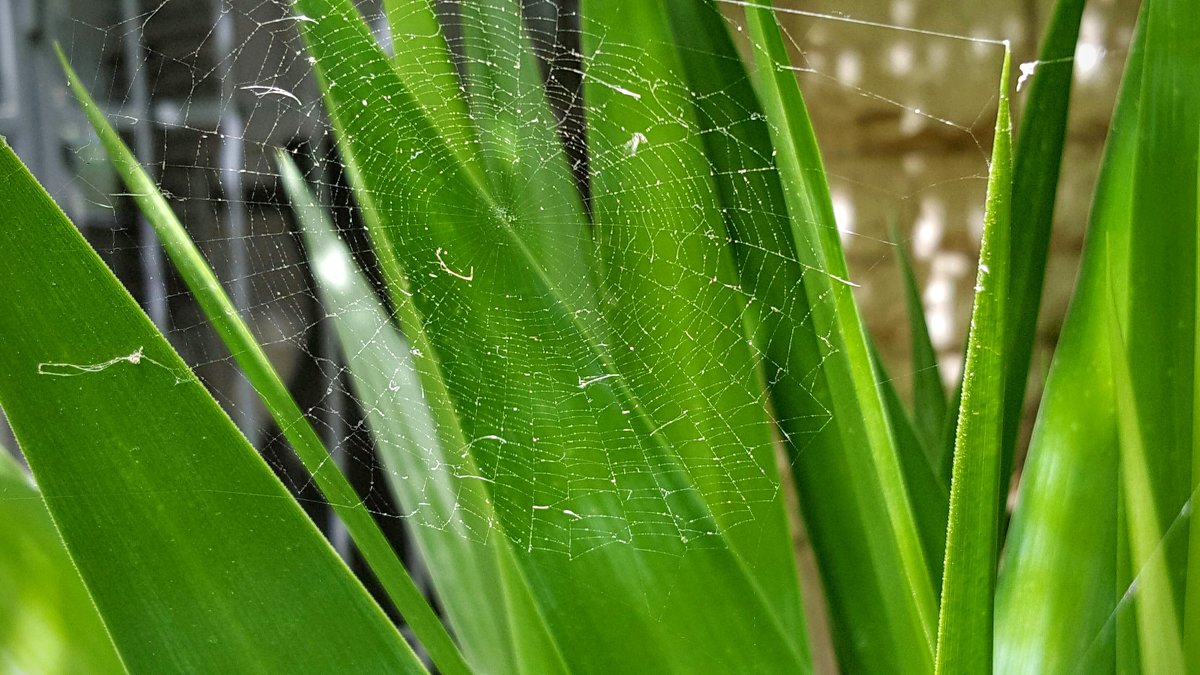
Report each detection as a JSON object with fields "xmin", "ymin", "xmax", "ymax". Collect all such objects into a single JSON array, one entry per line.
[
  {"xmin": 37, "ymin": 0, "xmax": 1123, "ymax": 563},
  {"xmin": 46, "ymin": 0, "xmax": 1002, "ymax": 558}
]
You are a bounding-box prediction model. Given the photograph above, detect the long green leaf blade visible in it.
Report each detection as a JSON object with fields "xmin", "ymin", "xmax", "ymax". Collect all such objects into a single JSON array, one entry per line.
[
  {"xmin": 934, "ymin": 46, "xmax": 1013, "ymax": 675},
  {"xmin": 382, "ymin": 0, "xmax": 482, "ymax": 178},
  {"xmin": 1123, "ymin": 0, "xmax": 1199, "ymax": 614},
  {"xmin": 291, "ymin": 0, "xmax": 812, "ymax": 670},
  {"xmin": 999, "ymin": 0, "xmax": 1086, "ymax": 493},
  {"xmin": 872, "ymin": 344, "xmax": 950, "ymax": 587},
  {"xmin": 0, "ymin": 449, "xmax": 123, "ymax": 674},
  {"xmin": 457, "ymin": 0, "xmax": 592, "ymax": 279},
  {"xmin": 1107, "ymin": 303, "xmax": 1186, "ymax": 675},
  {"xmin": 993, "ymin": 1, "xmax": 1200, "ymax": 667},
  {"xmin": 579, "ymin": 0, "xmax": 808, "ymax": 641},
  {"xmin": 0, "ymin": 138, "xmax": 424, "ymax": 674},
  {"xmin": 894, "ymin": 229, "xmax": 947, "ymax": 452},
  {"xmin": 1189, "ymin": 124, "xmax": 1200, "ymax": 673},
  {"xmin": 742, "ymin": 3, "xmax": 937, "ymax": 670},
  {"xmin": 56, "ymin": 49, "xmax": 467, "ymax": 675},
  {"xmin": 279, "ymin": 154, "xmax": 568, "ymax": 675}
]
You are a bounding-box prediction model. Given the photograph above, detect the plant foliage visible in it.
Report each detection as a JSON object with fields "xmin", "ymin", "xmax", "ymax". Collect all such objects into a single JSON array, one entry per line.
[{"xmin": 0, "ymin": 0, "xmax": 1197, "ymax": 672}]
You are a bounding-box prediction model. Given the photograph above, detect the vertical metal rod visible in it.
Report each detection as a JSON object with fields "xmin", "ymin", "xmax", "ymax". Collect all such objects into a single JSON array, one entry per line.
[
  {"xmin": 119, "ymin": 0, "xmax": 169, "ymax": 328},
  {"xmin": 213, "ymin": 1, "xmax": 258, "ymax": 439}
]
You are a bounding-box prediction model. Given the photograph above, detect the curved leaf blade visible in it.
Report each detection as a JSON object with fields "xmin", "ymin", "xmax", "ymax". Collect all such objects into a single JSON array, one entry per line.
[
  {"xmin": 0, "ymin": 139, "xmax": 424, "ymax": 674},
  {"xmin": 57, "ymin": 49, "xmax": 466, "ymax": 675},
  {"xmin": 279, "ymin": 154, "xmax": 569, "ymax": 675},
  {"xmin": 291, "ymin": 0, "xmax": 812, "ymax": 670}
]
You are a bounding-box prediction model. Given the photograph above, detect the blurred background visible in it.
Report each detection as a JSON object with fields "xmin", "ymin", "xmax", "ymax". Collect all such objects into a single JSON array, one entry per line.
[{"xmin": 0, "ymin": 0, "xmax": 1138, "ymax": 667}]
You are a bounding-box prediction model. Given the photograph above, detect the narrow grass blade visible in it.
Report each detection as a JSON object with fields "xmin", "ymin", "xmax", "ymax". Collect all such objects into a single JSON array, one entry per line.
[
  {"xmin": 742, "ymin": 3, "xmax": 937, "ymax": 670},
  {"xmin": 934, "ymin": 46, "xmax": 1012, "ymax": 675},
  {"xmin": 894, "ymin": 228, "xmax": 947, "ymax": 451},
  {"xmin": 999, "ymin": 0, "xmax": 1086, "ymax": 493},
  {"xmin": 872, "ymin": 344, "xmax": 949, "ymax": 588},
  {"xmin": 1107, "ymin": 300, "xmax": 1186, "ymax": 675},
  {"xmin": 0, "ymin": 449, "xmax": 124, "ymax": 674},
  {"xmin": 0, "ymin": 139, "xmax": 424, "ymax": 673},
  {"xmin": 292, "ymin": 0, "xmax": 810, "ymax": 670},
  {"xmin": 580, "ymin": 0, "xmax": 808, "ymax": 639},
  {"xmin": 995, "ymin": 10, "xmax": 1143, "ymax": 672},
  {"xmin": 937, "ymin": 381, "xmax": 964, "ymax": 485},
  {"xmin": 279, "ymin": 154, "xmax": 568, "ymax": 675},
  {"xmin": 56, "ymin": 49, "xmax": 468, "ymax": 675}
]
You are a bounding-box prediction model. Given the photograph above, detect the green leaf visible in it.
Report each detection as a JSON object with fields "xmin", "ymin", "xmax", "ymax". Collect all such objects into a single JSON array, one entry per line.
[
  {"xmin": 1106, "ymin": 295, "xmax": 1186, "ymax": 675},
  {"xmin": 278, "ymin": 154, "xmax": 568, "ymax": 675},
  {"xmin": 0, "ymin": 449, "xmax": 123, "ymax": 674},
  {"xmin": 999, "ymin": 0, "xmax": 1086, "ymax": 496},
  {"xmin": 663, "ymin": 1, "xmax": 949, "ymax": 657},
  {"xmin": 580, "ymin": 0, "xmax": 807, "ymax": 639},
  {"xmin": 382, "ymin": 0, "xmax": 482, "ymax": 179},
  {"xmin": 995, "ymin": 45, "xmax": 1142, "ymax": 675},
  {"xmin": 742, "ymin": 3, "xmax": 937, "ymax": 671},
  {"xmin": 56, "ymin": 48, "xmax": 467, "ymax": 675},
  {"xmin": 934, "ymin": 45, "xmax": 1012, "ymax": 675},
  {"xmin": 292, "ymin": 0, "xmax": 811, "ymax": 670},
  {"xmin": 894, "ymin": 227, "xmax": 947, "ymax": 452},
  {"xmin": 457, "ymin": 0, "xmax": 593, "ymax": 278},
  {"xmin": 0, "ymin": 138, "xmax": 424, "ymax": 674},
  {"xmin": 938, "ymin": 380, "xmax": 964, "ymax": 487},
  {"xmin": 1189, "ymin": 120, "xmax": 1200, "ymax": 675},
  {"xmin": 1123, "ymin": 0, "xmax": 1199, "ymax": 613},
  {"xmin": 884, "ymin": 232, "xmax": 953, "ymax": 572},
  {"xmin": 995, "ymin": 5, "xmax": 1153, "ymax": 671},
  {"xmin": 871, "ymin": 344, "xmax": 949, "ymax": 590}
]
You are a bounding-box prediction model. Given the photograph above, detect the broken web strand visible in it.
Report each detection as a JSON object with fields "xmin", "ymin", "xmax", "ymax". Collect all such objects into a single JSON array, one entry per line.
[
  {"xmin": 57, "ymin": 48, "xmax": 472, "ymax": 675},
  {"xmin": 37, "ymin": 346, "xmax": 186, "ymax": 382}
]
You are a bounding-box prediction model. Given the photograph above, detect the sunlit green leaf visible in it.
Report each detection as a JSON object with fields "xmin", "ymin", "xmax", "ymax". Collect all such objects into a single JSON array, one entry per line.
[
  {"xmin": 1107, "ymin": 298, "xmax": 1185, "ymax": 675},
  {"xmin": 994, "ymin": 1, "xmax": 1200, "ymax": 669},
  {"xmin": 0, "ymin": 449, "xmax": 123, "ymax": 674},
  {"xmin": 292, "ymin": 0, "xmax": 813, "ymax": 670},
  {"xmin": 279, "ymin": 153, "xmax": 568, "ymax": 675},
  {"xmin": 382, "ymin": 0, "xmax": 482, "ymax": 178},
  {"xmin": 1000, "ymin": 0, "xmax": 1086, "ymax": 496},
  {"xmin": 743, "ymin": 3, "xmax": 937, "ymax": 671},
  {"xmin": 934, "ymin": 45, "xmax": 1012, "ymax": 675},
  {"xmin": 581, "ymin": 0, "xmax": 807, "ymax": 639}
]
